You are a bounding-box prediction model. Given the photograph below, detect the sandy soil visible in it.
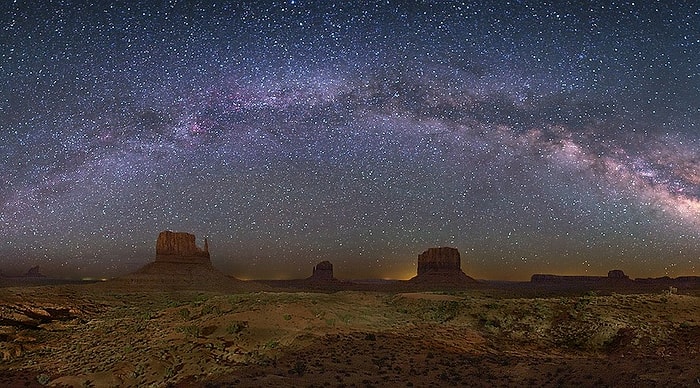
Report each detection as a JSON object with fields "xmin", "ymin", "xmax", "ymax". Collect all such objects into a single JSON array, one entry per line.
[{"xmin": 1, "ymin": 283, "xmax": 699, "ymax": 387}]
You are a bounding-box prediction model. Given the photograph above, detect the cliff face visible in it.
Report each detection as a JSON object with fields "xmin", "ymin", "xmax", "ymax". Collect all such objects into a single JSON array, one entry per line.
[
  {"xmin": 417, "ymin": 247, "xmax": 461, "ymax": 276},
  {"xmin": 309, "ymin": 261, "xmax": 334, "ymax": 281},
  {"xmin": 411, "ymin": 247, "xmax": 476, "ymax": 285},
  {"xmin": 155, "ymin": 231, "xmax": 211, "ymax": 265}
]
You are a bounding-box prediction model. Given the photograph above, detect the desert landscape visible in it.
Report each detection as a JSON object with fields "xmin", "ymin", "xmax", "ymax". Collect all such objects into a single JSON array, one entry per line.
[{"xmin": 1, "ymin": 232, "xmax": 699, "ymax": 387}]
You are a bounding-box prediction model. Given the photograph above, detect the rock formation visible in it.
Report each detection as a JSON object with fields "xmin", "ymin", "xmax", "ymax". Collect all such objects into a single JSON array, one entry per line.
[
  {"xmin": 410, "ymin": 247, "xmax": 476, "ymax": 284},
  {"xmin": 607, "ymin": 269, "xmax": 629, "ymax": 280},
  {"xmin": 531, "ymin": 269, "xmax": 631, "ymax": 283},
  {"xmin": 308, "ymin": 261, "xmax": 335, "ymax": 281},
  {"xmin": 417, "ymin": 247, "xmax": 461, "ymax": 276},
  {"xmin": 155, "ymin": 231, "xmax": 210, "ymax": 265},
  {"xmin": 24, "ymin": 266, "xmax": 45, "ymax": 278},
  {"xmin": 112, "ymin": 231, "xmax": 263, "ymax": 291}
]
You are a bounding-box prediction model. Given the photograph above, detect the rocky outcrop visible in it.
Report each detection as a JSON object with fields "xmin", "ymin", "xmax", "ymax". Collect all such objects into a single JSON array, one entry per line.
[
  {"xmin": 309, "ymin": 261, "xmax": 334, "ymax": 281},
  {"xmin": 410, "ymin": 247, "xmax": 476, "ymax": 284},
  {"xmin": 155, "ymin": 231, "xmax": 210, "ymax": 265}
]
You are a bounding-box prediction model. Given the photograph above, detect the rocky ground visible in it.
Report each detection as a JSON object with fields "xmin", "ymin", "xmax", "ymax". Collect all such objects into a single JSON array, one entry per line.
[{"xmin": 1, "ymin": 283, "xmax": 699, "ymax": 387}]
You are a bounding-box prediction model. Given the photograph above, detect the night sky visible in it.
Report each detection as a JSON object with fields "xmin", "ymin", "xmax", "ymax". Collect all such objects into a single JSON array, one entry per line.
[{"xmin": 1, "ymin": 1, "xmax": 698, "ymax": 280}]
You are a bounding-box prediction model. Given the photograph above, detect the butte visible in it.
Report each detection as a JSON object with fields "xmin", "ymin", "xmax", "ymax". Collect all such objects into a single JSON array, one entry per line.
[
  {"xmin": 113, "ymin": 231, "xmax": 258, "ymax": 291},
  {"xmin": 307, "ymin": 260, "xmax": 336, "ymax": 282},
  {"xmin": 409, "ymin": 247, "xmax": 477, "ymax": 287}
]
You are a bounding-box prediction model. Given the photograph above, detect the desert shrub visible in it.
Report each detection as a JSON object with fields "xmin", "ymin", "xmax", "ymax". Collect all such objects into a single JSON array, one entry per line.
[
  {"xmin": 140, "ymin": 311, "xmax": 154, "ymax": 321},
  {"xmin": 574, "ymin": 297, "xmax": 591, "ymax": 311},
  {"xmin": 36, "ymin": 374, "xmax": 50, "ymax": 385},
  {"xmin": 430, "ymin": 301, "xmax": 460, "ymax": 322},
  {"xmin": 178, "ymin": 325, "xmax": 201, "ymax": 338},
  {"xmin": 283, "ymin": 314, "xmax": 292, "ymax": 321},
  {"xmin": 179, "ymin": 308, "xmax": 191, "ymax": 320},
  {"xmin": 291, "ymin": 360, "xmax": 307, "ymax": 376},
  {"xmin": 201, "ymin": 304, "xmax": 214, "ymax": 315},
  {"xmin": 192, "ymin": 293, "xmax": 208, "ymax": 306},
  {"xmin": 226, "ymin": 320, "xmax": 248, "ymax": 335}
]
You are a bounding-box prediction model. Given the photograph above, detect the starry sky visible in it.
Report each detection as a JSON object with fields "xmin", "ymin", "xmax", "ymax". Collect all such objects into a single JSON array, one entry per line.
[{"xmin": 1, "ymin": 0, "xmax": 698, "ymax": 280}]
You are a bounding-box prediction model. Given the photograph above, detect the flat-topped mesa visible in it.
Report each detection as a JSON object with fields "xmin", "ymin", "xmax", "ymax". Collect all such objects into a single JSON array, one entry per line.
[
  {"xmin": 309, "ymin": 260, "xmax": 335, "ymax": 281},
  {"xmin": 607, "ymin": 269, "xmax": 629, "ymax": 280},
  {"xmin": 417, "ymin": 247, "xmax": 461, "ymax": 276},
  {"xmin": 411, "ymin": 247, "xmax": 476, "ymax": 284},
  {"xmin": 531, "ymin": 269, "xmax": 631, "ymax": 283},
  {"xmin": 155, "ymin": 231, "xmax": 211, "ymax": 265}
]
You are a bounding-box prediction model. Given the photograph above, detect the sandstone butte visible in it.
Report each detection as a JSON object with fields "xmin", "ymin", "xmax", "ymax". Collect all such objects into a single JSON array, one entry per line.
[
  {"xmin": 155, "ymin": 230, "xmax": 211, "ymax": 265},
  {"xmin": 410, "ymin": 247, "xmax": 477, "ymax": 284},
  {"xmin": 111, "ymin": 231, "xmax": 263, "ymax": 291},
  {"xmin": 308, "ymin": 260, "xmax": 335, "ymax": 281}
]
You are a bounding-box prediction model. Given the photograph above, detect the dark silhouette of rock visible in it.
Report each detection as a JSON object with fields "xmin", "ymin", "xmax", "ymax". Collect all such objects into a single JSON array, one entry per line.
[
  {"xmin": 531, "ymin": 269, "xmax": 632, "ymax": 284},
  {"xmin": 607, "ymin": 269, "xmax": 629, "ymax": 280},
  {"xmin": 24, "ymin": 266, "xmax": 46, "ymax": 278},
  {"xmin": 308, "ymin": 261, "xmax": 335, "ymax": 281},
  {"xmin": 410, "ymin": 247, "xmax": 476, "ymax": 284},
  {"xmin": 155, "ymin": 231, "xmax": 210, "ymax": 264},
  {"xmin": 417, "ymin": 247, "xmax": 461, "ymax": 276}
]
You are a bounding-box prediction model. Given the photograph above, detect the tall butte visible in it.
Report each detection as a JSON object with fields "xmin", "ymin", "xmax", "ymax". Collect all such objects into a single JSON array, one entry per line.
[
  {"xmin": 110, "ymin": 230, "xmax": 262, "ymax": 292},
  {"xmin": 155, "ymin": 230, "xmax": 211, "ymax": 265},
  {"xmin": 410, "ymin": 247, "xmax": 477, "ymax": 285}
]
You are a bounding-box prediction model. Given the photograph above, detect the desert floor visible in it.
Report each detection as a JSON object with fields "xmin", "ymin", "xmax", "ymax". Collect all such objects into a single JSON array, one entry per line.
[{"xmin": 1, "ymin": 283, "xmax": 699, "ymax": 387}]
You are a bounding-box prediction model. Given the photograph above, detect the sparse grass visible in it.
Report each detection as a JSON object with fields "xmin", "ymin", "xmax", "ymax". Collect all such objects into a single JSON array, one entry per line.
[
  {"xmin": 36, "ymin": 374, "xmax": 50, "ymax": 385},
  {"xmin": 178, "ymin": 325, "xmax": 201, "ymax": 338},
  {"xmin": 226, "ymin": 320, "xmax": 248, "ymax": 335},
  {"xmin": 164, "ymin": 365, "xmax": 176, "ymax": 378},
  {"xmin": 291, "ymin": 360, "xmax": 307, "ymax": 376}
]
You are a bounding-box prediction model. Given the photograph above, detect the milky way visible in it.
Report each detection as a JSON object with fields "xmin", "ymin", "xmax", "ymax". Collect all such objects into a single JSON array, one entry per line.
[{"xmin": 1, "ymin": 1, "xmax": 698, "ymax": 280}]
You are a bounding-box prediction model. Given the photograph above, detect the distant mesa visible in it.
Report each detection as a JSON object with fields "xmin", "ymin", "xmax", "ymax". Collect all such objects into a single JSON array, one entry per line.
[
  {"xmin": 308, "ymin": 261, "xmax": 335, "ymax": 281},
  {"xmin": 531, "ymin": 269, "xmax": 631, "ymax": 283},
  {"xmin": 410, "ymin": 247, "xmax": 477, "ymax": 284},
  {"xmin": 607, "ymin": 269, "xmax": 629, "ymax": 280},
  {"xmin": 156, "ymin": 230, "xmax": 210, "ymax": 265},
  {"xmin": 24, "ymin": 266, "xmax": 46, "ymax": 278}
]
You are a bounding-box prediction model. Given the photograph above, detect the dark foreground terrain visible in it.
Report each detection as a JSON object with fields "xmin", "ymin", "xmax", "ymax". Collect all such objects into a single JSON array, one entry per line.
[{"xmin": 1, "ymin": 281, "xmax": 699, "ymax": 387}]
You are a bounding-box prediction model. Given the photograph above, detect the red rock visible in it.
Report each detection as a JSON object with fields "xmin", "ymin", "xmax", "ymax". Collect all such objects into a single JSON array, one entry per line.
[
  {"xmin": 309, "ymin": 261, "xmax": 334, "ymax": 281},
  {"xmin": 155, "ymin": 231, "xmax": 210, "ymax": 264},
  {"xmin": 417, "ymin": 247, "xmax": 461, "ymax": 276},
  {"xmin": 410, "ymin": 247, "xmax": 476, "ymax": 284}
]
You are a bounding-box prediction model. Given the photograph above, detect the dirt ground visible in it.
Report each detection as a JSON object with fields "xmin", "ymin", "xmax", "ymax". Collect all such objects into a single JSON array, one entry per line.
[{"xmin": 1, "ymin": 282, "xmax": 699, "ymax": 387}]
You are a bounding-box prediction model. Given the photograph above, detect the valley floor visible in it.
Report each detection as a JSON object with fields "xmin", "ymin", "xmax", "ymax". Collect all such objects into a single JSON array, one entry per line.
[{"xmin": 1, "ymin": 283, "xmax": 699, "ymax": 387}]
